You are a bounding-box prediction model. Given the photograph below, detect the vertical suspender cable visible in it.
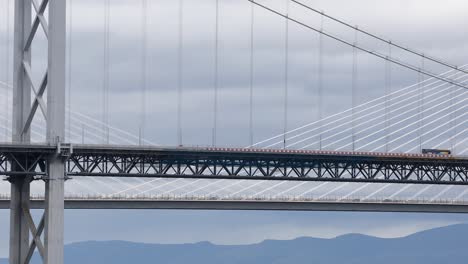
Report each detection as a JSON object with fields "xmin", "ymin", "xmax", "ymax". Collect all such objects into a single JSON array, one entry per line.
[
  {"xmin": 283, "ymin": 0, "xmax": 289, "ymax": 149},
  {"xmin": 81, "ymin": 123, "xmax": 85, "ymax": 144},
  {"xmin": 177, "ymin": 0, "xmax": 184, "ymax": 146},
  {"xmin": 450, "ymin": 70, "xmax": 458, "ymax": 153},
  {"xmin": 249, "ymin": 1, "xmax": 255, "ymax": 147},
  {"xmin": 213, "ymin": 0, "xmax": 219, "ymax": 147},
  {"xmin": 103, "ymin": 0, "xmax": 110, "ymax": 144},
  {"xmin": 418, "ymin": 57, "xmax": 425, "ymax": 152},
  {"xmin": 106, "ymin": 0, "xmax": 110, "ymax": 144},
  {"xmin": 385, "ymin": 44, "xmax": 392, "ymax": 152},
  {"xmin": 102, "ymin": 0, "xmax": 106, "ymax": 143},
  {"xmin": 450, "ymin": 75, "xmax": 457, "ymax": 153},
  {"xmin": 67, "ymin": 0, "xmax": 73, "ymax": 142},
  {"xmin": 421, "ymin": 58, "xmax": 425, "ymax": 151},
  {"xmin": 317, "ymin": 14, "xmax": 323, "ymax": 150},
  {"xmin": 351, "ymin": 27, "xmax": 358, "ymax": 151},
  {"xmin": 4, "ymin": 0, "xmax": 10, "ymax": 141},
  {"xmin": 417, "ymin": 59, "xmax": 421, "ymax": 152},
  {"xmin": 140, "ymin": 0, "xmax": 148, "ymax": 145}
]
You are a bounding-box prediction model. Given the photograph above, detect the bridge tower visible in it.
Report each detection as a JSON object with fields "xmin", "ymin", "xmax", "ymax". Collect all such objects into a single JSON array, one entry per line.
[{"xmin": 9, "ymin": 0, "xmax": 66, "ymax": 263}]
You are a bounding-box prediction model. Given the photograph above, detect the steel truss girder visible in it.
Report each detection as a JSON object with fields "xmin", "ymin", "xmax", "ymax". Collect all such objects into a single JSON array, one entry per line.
[
  {"xmin": 1, "ymin": 146, "xmax": 468, "ymax": 185},
  {"xmin": 0, "ymin": 152, "xmax": 46, "ymax": 176},
  {"xmin": 65, "ymin": 156, "xmax": 468, "ymax": 184}
]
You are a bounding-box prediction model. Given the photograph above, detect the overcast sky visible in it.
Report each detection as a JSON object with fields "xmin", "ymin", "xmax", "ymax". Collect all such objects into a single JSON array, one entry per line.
[{"xmin": 1, "ymin": 0, "xmax": 468, "ymax": 258}]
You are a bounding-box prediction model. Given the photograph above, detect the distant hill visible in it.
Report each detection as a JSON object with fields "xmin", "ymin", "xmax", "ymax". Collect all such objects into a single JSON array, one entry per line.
[{"xmin": 2, "ymin": 224, "xmax": 468, "ymax": 264}]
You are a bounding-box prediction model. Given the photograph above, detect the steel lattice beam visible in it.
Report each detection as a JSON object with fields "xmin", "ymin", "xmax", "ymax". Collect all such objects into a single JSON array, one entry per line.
[{"xmin": 1, "ymin": 144, "xmax": 468, "ymax": 185}]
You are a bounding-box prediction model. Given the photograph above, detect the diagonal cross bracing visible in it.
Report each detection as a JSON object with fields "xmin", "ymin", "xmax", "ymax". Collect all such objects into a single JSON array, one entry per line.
[
  {"xmin": 21, "ymin": 63, "xmax": 48, "ymax": 135},
  {"xmin": 23, "ymin": 207, "xmax": 45, "ymax": 262},
  {"xmin": 24, "ymin": 0, "xmax": 48, "ymax": 51},
  {"xmin": 15, "ymin": 0, "xmax": 51, "ymax": 141}
]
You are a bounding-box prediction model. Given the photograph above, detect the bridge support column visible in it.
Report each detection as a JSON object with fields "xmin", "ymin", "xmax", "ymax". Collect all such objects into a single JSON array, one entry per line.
[
  {"xmin": 44, "ymin": 0, "xmax": 67, "ymax": 263},
  {"xmin": 9, "ymin": 177, "xmax": 31, "ymax": 264},
  {"xmin": 10, "ymin": 0, "xmax": 32, "ymax": 262},
  {"xmin": 44, "ymin": 159, "xmax": 65, "ymax": 264},
  {"xmin": 10, "ymin": 0, "xmax": 67, "ymax": 263}
]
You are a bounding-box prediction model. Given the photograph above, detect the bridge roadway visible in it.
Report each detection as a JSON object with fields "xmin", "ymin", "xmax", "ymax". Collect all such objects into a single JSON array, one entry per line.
[
  {"xmin": 1, "ymin": 196, "xmax": 468, "ymax": 213},
  {"xmin": 0, "ymin": 143, "xmax": 467, "ymax": 184}
]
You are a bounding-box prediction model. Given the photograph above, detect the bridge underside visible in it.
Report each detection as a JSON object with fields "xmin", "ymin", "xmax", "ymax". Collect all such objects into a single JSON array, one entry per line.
[{"xmin": 1, "ymin": 199, "xmax": 468, "ymax": 213}]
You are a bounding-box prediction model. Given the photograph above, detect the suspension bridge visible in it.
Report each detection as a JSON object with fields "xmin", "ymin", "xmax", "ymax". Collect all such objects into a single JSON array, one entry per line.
[{"xmin": 1, "ymin": 0, "xmax": 467, "ymax": 263}]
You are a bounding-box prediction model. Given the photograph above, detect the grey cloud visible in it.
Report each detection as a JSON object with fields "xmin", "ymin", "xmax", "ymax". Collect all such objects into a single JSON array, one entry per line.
[{"xmin": 1, "ymin": 0, "xmax": 468, "ymax": 257}]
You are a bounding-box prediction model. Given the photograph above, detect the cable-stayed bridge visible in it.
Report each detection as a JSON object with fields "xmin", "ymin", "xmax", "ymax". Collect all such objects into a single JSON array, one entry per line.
[{"xmin": 1, "ymin": 0, "xmax": 468, "ymax": 263}]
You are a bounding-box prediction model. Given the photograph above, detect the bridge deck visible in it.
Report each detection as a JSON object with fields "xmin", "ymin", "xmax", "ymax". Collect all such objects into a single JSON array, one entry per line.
[
  {"xmin": 0, "ymin": 144, "xmax": 467, "ymax": 185},
  {"xmin": 1, "ymin": 197, "xmax": 468, "ymax": 213}
]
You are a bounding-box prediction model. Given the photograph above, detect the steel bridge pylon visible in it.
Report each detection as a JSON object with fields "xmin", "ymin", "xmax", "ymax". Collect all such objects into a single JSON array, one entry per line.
[{"xmin": 9, "ymin": 0, "xmax": 66, "ymax": 263}]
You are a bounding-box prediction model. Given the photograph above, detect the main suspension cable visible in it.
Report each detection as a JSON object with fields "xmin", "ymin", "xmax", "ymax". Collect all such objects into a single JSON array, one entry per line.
[
  {"xmin": 249, "ymin": 0, "xmax": 468, "ymax": 90},
  {"xmin": 291, "ymin": 0, "xmax": 468, "ymax": 76}
]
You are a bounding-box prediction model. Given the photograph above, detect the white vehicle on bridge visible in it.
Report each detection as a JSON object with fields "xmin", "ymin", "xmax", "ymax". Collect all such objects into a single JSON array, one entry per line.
[{"xmin": 422, "ymin": 149, "xmax": 451, "ymax": 155}]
